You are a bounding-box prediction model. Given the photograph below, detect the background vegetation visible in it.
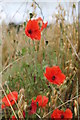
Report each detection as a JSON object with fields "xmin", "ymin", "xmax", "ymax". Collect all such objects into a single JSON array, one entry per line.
[{"xmin": 0, "ymin": 1, "xmax": 80, "ymax": 119}]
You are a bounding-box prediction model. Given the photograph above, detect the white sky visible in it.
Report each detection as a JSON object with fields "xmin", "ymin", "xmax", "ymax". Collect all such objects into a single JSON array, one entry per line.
[{"xmin": 0, "ymin": 0, "xmax": 79, "ymax": 24}]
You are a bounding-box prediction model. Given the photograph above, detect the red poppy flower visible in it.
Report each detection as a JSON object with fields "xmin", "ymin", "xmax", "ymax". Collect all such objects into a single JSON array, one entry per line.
[
  {"xmin": 25, "ymin": 19, "xmax": 41, "ymax": 40},
  {"xmin": 28, "ymin": 99, "xmax": 37, "ymax": 115},
  {"xmin": 12, "ymin": 115, "xmax": 16, "ymax": 120},
  {"xmin": 36, "ymin": 17, "xmax": 48, "ymax": 31},
  {"xmin": 1, "ymin": 91, "xmax": 18, "ymax": 109},
  {"xmin": 36, "ymin": 95, "xmax": 48, "ymax": 108},
  {"xmin": 44, "ymin": 66, "xmax": 66, "ymax": 85},
  {"xmin": 51, "ymin": 109, "xmax": 73, "ymax": 120},
  {"xmin": 25, "ymin": 17, "xmax": 47, "ymax": 40}
]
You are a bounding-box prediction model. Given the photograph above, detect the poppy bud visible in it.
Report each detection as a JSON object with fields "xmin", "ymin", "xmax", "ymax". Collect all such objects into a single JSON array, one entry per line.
[
  {"xmin": 29, "ymin": 13, "xmax": 33, "ymax": 19},
  {"xmin": 45, "ymin": 41, "xmax": 48, "ymax": 45}
]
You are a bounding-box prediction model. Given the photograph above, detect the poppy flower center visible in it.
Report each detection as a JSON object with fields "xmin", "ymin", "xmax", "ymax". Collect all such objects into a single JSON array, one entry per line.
[
  {"xmin": 10, "ymin": 99, "xmax": 14, "ymax": 102},
  {"xmin": 28, "ymin": 29, "xmax": 32, "ymax": 34},
  {"xmin": 61, "ymin": 114, "xmax": 64, "ymax": 119},
  {"xmin": 29, "ymin": 106, "xmax": 32, "ymax": 110},
  {"xmin": 52, "ymin": 76, "xmax": 56, "ymax": 80}
]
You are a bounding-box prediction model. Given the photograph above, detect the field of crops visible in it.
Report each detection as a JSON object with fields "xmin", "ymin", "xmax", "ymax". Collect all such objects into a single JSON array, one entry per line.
[{"xmin": 0, "ymin": 1, "xmax": 80, "ymax": 119}]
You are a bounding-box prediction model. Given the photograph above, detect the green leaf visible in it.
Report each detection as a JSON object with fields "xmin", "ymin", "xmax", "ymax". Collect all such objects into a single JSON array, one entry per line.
[
  {"xmin": 25, "ymin": 111, "xmax": 28, "ymax": 119},
  {"xmin": 22, "ymin": 47, "xmax": 26, "ymax": 55},
  {"xmin": 33, "ymin": 97, "xmax": 36, "ymax": 100}
]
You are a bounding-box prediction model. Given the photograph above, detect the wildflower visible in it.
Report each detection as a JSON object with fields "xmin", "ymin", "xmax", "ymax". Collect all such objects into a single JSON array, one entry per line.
[
  {"xmin": 25, "ymin": 19, "xmax": 41, "ymax": 40},
  {"xmin": 1, "ymin": 91, "xmax": 18, "ymax": 109},
  {"xmin": 28, "ymin": 99, "xmax": 37, "ymax": 115},
  {"xmin": 36, "ymin": 95, "xmax": 48, "ymax": 108},
  {"xmin": 51, "ymin": 109, "xmax": 73, "ymax": 119},
  {"xmin": 25, "ymin": 17, "xmax": 47, "ymax": 40},
  {"xmin": 36, "ymin": 17, "xmax": 48, "ymax": 31},
  {"xmin": 44, "ymin": 66, "xmax": 66, "ymax": 85},
  {"xmin": 12, "ymin": 115, "xmax": 17, "ymax": 120}
]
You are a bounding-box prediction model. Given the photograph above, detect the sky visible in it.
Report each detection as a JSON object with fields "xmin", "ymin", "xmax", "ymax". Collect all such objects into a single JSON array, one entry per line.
[{"xmin": 0, "ymin": 0, "xmax": 79, "ymax": 25}]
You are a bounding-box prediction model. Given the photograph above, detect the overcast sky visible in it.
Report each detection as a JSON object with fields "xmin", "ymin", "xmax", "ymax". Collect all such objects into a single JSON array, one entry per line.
[{"xmin": 0, "ymin": 0, "xmax": 79, "ymax": 25}]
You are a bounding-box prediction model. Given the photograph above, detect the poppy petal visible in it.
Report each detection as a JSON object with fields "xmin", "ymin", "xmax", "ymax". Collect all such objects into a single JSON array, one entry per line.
[
  {"xmin": 1, "ymin": 91, "xmax": 18, "ymax": 109},
  {"xmin": 44, "ymin": 66, "xmax": 66, "ymax": 85},
  {"xmin": 64, "ymin": 109, "xmax": 73, "ymax": 118}
]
